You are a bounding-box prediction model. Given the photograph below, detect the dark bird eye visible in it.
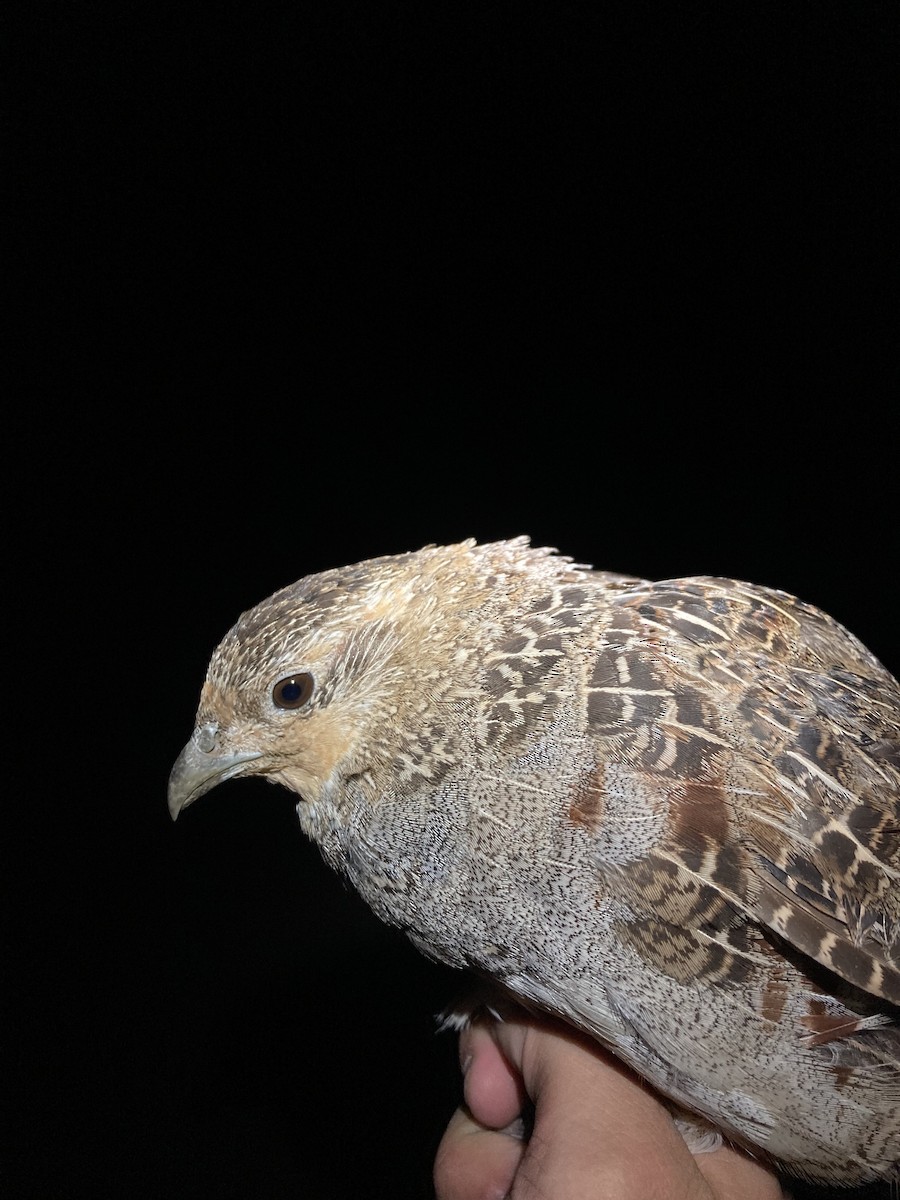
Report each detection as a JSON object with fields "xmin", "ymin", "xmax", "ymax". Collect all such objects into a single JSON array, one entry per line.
[{"xmin": 272, "ymin": 673, "xmax": 315, "ymax": 710}]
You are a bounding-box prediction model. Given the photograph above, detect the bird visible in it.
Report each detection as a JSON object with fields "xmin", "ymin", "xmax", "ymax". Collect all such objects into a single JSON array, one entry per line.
[{"xmin": 169, "ymin": 537, "xmax": 899, "ymax": 1186}]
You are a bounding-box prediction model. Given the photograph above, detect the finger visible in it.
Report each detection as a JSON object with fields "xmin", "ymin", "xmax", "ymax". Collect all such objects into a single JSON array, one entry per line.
[
  {"xmin": 460, "ymin": 1021, "xmax": 528, "ymax": 1130},
  {"xmin": 694, "ymin": 1144, "xmax": 786, "ymax": 1200},
  {"xmin": 489, "ymin": 1020, "xmax": 718, "ymax": 1200},
  {"xmin": 460, "ymin": 1016, "xmax": 785, "ymax": 1199},
  {"xmin": 433, "ymin": 1106, "xmax": 525, "ymax": 1200}
]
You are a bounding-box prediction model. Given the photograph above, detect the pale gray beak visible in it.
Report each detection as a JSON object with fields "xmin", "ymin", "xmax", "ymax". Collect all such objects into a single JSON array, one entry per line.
[{"xmin": 168, "ymin": 723, "xmax": 263, "ymax": 820}]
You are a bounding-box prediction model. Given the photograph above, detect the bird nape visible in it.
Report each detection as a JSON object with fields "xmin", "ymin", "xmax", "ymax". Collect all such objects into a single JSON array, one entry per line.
[{"xmin": 170, "ymin": 537, "xmax": 899, "ymax": 1187}]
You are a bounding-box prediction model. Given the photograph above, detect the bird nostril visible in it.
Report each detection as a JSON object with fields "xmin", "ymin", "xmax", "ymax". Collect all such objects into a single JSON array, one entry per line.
[{"xmin": 196, "ymin": 724, "xmax": 220, "ymax": 754}]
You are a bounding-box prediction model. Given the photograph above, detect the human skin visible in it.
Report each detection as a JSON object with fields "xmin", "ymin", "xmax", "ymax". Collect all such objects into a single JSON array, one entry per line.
[{"xmin": 434, "ymin": 1014, "xmax": 787, "ymax": 1200}]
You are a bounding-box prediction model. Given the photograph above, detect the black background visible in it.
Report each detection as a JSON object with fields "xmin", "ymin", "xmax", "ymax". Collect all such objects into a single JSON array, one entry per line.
[{"xmin": 9, "ymin": 3, "xmax": 898, "ymax": 1198}]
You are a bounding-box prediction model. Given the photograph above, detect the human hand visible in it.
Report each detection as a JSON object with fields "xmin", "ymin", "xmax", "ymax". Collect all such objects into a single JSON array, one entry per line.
[{"xmin": 434, "ymin": 1013, "xmax": 787, "ymax": 1200}]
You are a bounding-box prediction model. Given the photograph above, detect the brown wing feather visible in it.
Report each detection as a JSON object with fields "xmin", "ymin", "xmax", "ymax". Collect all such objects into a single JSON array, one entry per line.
[{"xmin": 591, "ymin": 577, "xmax": 900, "ymax": 1003}]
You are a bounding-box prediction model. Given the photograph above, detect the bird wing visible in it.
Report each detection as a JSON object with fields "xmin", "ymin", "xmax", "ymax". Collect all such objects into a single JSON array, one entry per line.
[{"xmin": 583, "ymin": 576, "xmax": 900, "ymax": 1005}]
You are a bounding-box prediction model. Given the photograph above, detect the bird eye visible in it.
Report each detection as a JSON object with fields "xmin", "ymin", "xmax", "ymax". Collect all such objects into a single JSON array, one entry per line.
[{"xmin": 272, "ymin": 673, "xmax": 315, "ymax": 710}]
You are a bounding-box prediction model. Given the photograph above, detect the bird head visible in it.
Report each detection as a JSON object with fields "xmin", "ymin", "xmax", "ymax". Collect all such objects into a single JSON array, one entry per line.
[
  {"xmin": 168, "ymin": 537, "xmax": 588, "ymax": 828},
  {"xmin": 169, "ymin": 553, "xmax": 426, "ymax": 822}
]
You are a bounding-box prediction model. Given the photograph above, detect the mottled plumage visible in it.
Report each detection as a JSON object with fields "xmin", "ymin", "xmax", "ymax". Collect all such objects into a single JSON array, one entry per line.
[{"xmin": 169, "ymin": 538, "xmax": 899, "ymax": 1185}]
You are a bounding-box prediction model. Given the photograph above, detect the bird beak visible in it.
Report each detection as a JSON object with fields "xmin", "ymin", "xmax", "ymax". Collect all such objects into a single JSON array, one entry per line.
[{"xmin": 168, "ymin": 724, "xmax": 264, "ymax": 821}]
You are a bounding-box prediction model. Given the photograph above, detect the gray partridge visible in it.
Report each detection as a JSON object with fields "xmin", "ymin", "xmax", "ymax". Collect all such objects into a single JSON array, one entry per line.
[{"xmin": 169, "ymin": 538, "xmax": 899, "ymax": 1186}]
